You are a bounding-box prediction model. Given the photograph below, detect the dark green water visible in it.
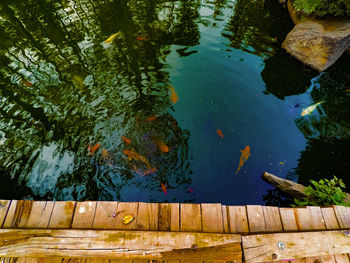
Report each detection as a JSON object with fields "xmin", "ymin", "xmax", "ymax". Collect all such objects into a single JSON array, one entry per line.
[{"xmin": 0, "ymin": 0, "xmax": 349, "ymax": 204}]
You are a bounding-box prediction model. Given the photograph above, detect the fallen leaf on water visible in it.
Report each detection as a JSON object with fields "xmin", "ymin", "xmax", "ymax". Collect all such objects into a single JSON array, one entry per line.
[
  {"xmin": 122, "ymin": 214, "xmax": 134, "ymax": 224},
  {"xmin": 20, "ymin": 79, "xmax": 33, "ymax": 87},
  {"xmin": 136, "ymin": 36, "xmax": 147, "ymax": 41}
]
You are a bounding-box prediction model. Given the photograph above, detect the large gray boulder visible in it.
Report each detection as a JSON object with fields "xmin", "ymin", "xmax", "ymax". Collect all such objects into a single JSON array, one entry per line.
[{"xmin": 282, "ymin": 18, "xmax": 350, "ymax": 71}]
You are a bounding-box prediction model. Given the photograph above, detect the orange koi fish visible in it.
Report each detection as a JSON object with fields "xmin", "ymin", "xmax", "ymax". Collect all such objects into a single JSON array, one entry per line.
[
  {"xmin": 101, "ymin": 148, "xmax": 113, "ymax": 166},
  {"xmin": 216, "ymin": 129, "xmax": 224, "ymax": 139},
  {"xmin": 20, "ymin": 79, "xmax": 33, "ymax": 87},
  {"xmin": 123, "ymin": 150, "xmax": 151, "ymax": 169},
  {"xmin": 121, "ymin": 136, "xmax": 131, "ymax": 144},
  {"xmin": 144, "ymin": 167, "xmax": 157, "ymax": 176},
  {"xmin": 136, "ymin": 37, "xmax": 147, "ymax": 41},
  {"xmin": 88, "ymin": 143, "xmax": 101, "ymax": 156},
  {"xmin": 169, "ymin": 85, "xmax": 179, "ymax": 103},
  {"xmin": 152, "ymin": 138, "xmax": 169, "ymax": 153},
  {"xmin": 161, "ymin": 183, "xmax": 167, "ymax": 194},
  {"xmin": 146, "ymin": 116, "xmax": 157, "ymax": 122},
  {"xmin": 235, "ymin": 146, "xmax": 251, "ymax": 175}
]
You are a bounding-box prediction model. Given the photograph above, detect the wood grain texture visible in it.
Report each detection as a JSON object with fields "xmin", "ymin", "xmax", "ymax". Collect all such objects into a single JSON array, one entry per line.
[
  {"xmin": 180, "ymin": 204, "xmax": 201, "ymax": 232},
  {"xmin": 0, "ymin": 229, "xmax": 241, "ymax": 261},
  {"xmin": 279, "ymin": 208, "xmax": 298, "ymax": 231},
  {"xmin": 243, "ymin": 231, "xmax": 350, "ymax": 263},
  {"xmin": 3, "ymin": 200, "xmax": 18, "ymax": 228},
  {"xmin": 246, "ymin": 205, "xmax": 266, "ymax": 233},
  {"xmin": 93, "ymin": 201, "xmax": 118, "ymax": 229},
  {"xmin": 222, "ymin": 205, "xmax": 229, "ymax": 233},
  {"xmin": 23, "ymin": 201, "xmax": 55, "ymax": 228},
  {"xmin": 37, "ymin": 258, "xmax": 64, "ymax": 263},
  {"xmin": 17, "ymin": 258, "xmax": 39, "ymax": 263},
  {"xmin": 48, "ymin": 201, "xmax": 76, "ymax": 229},
  {"xmin": 0, "ymin": 200, "xmax": 11, "ymax": 228},
  {"xmin": 227, "ymin": 206, "xmax": 249, "ymax": 233},
  {"xmin": 334, "ymin": 254, "xmax": 350, "ymax": 263},
  {"xmin": 262, "ymin": 206, "xmax": 282, "ymax": 232},
  {"xmin": 135, "ymin": 202, "xmax": 158, "ymax": 230},
  {"xmin": 333, "ymin": 206, "xmax": 350, "ymax": 229},
  {"xmin": 71, "ymin": 202, "xmax": 97, "ymax": 229},
  {"xmin": 170, "ymin": 203, "xmax": 180, "ymax": 231},
  {"xmin": 201, "ymin": 203, "xmax": 223, "ymax": 233},
  {"xmin": 113, "ymin": 202, "xmax": 138, "ymax": 230},
  {"xmin": 294, "ymin": 207, "xmax": 326, "ymax": 230},
  {"xmin": 321, "ymin": 207, "xmax": 340, "ymax": 230},
  {"xmin": 158, "ymin": 203, "xmax": 171, "ymax": 231}
]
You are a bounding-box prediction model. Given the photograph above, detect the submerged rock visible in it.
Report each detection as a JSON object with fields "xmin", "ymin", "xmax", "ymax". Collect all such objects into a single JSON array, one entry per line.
[{"xmin": 282, "ymin": 18, "xmax": 350, "ymax": 71}]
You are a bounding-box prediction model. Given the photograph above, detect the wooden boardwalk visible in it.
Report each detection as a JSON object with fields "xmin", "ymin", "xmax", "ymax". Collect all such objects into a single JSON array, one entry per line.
[{"xmin": 1, "ymin": 200, "xmax": 350, "ymax": 262}]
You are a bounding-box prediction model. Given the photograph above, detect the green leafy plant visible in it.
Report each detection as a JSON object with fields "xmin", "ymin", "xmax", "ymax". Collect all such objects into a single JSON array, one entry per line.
[
  {"xmin": 292, "ymin": 0, "xmax": 350, "ymax": 17},
  {"xmin": 293, "ymin": 176, "xmax": 350, "ymax": 207}
]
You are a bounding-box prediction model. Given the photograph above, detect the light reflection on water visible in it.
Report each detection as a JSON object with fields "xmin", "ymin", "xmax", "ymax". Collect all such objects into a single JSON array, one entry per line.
[{"xmin": 0, "ymin": 0, "xmax": 349, "ymax": 204}]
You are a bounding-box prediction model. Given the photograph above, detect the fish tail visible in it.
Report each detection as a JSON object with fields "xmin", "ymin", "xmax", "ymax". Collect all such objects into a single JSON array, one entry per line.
[{"xmin": 235, "ymin": 166, "xmax": 241, "ymax": 175}]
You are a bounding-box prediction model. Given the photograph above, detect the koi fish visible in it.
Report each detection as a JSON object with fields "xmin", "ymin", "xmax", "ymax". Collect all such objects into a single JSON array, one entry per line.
[
  {"xmin": 144, "ymin": 167, "xmax": 157, "ymax": 176},
  {"xmin": 101, "ymin": 148, "xmax": 113, "ymax": 166},
  {"xmin": 169, "ymin": 85, "xmax": 179, "ymax": 103},
  {"xmin": 88, "ymin": 143, "xmax": 101, "ymax": 155},
  {"xmin": 146, "ymin": 116, "xmax": 157, "ymax": 122},
  {"xmin": 301, "ymin": 101, "xmax": 325, "ymax": 116},
  {"xmin": 123, "ymin": 149, "xmax": 152, "ymax": 169},
  {"xmin": 104, "ymin": 31, "xmax": 121, "ymax": 44},
  {"xmin": 161, "ymin": 183, "xmax": 167, "ymax": 194},
  {"xmin": 152, "ymin": 137, "xmax": 169, "ymax": 153},
  {"xmin": 235, "ymin": 146, "xmax": 251, "ymax": 175},
  {"xmin": 216, "ymin": 129, "xmax": 224, "ymax": 139},
  {"xmin": 121, "ymin": 136, "xmax": 131, "ymax": 144},
  {"xmin": 136, "ymin": 37, "xmax": 147, "ymax": 41},
  {"xmin": 20, "ymin": 79, "xmax": 33, "ymax": 87}
]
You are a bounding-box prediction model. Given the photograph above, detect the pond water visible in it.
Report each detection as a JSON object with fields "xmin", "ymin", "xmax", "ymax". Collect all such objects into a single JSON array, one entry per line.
[{"xmin": 0, "ymin": 0, "xmax": 349, "ymax": 204}]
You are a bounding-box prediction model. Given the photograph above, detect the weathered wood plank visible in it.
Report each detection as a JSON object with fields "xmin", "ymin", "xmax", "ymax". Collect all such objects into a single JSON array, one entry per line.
[
  {"xmin": 227, "ymin": 206, "xmax": 249, "ymax": 233},
  {"xmin": 93, "ymin": 201, "xmax": 119, "ymax": 229},
  {"xmin": 262, "ymin": 206, "xmax": 282, "ymax": 232},
  {"xmin": 23, "ymin": 201, "xmax": 55, "ymax": 228},
  {"xmin": 136, "ymin": 202, "xmax": 158, "ymax": 230},
  {"xmin": 3, "ymin": 200, "xmax": 19, "ymax": 228},
  {"xmin": 62, "ymin": 259, "xmax": 86, "ymax": 263},
  {"xmin": 201, "ymin": 203, "xmax": 223, "ymax": 233},
  {"xmin": 0, "ymin": 229, "xmax": 241, "ymax": 261},
  {"xmin": 71, "ymin": 202, "xmax": 97, "ymax": 229},
  {"xmin": 333, "ymin": 206, "xmax": 350, "ymax": 229},
  {"xmin": 180, "ymin": 204, "xmax": 201, "ymax": 232},
  {"xmin": 246, "ymin": 205, "xmax": 266, "ymax": 233},
  {"xmin": 243, "ymin": 231, "xmax": 350, "ymax": 263},
  {"xmin": 87, "ymin": 259, "xmax": 109, "ymax": 263},
  {"xmin": 17, "ymin": 258, "xmax": 39, "ymax": 263},
  {"xmin": 294, "ymin": 207, "xmax": 326, "ymax": 230},
  {"xmin": 114, "ymin": 202, "xmax": 138, "ymax": 230},
  {"xmin": 37, "ymin": 258, "xmax": 63, "ymax": 263},
  {"xmin": 222, "ymin": 205, "xmax": 229, "ymax": 233},
  {"xmin": 0, "ymin": 200, "xmax": 11, "ymax": 228},
  {"xmin": 170, "ymin": 203, "xmax": 180, "ymax": 232},
  {"xmin": 48, "ymin": 201, "xmax": 76, "ymax": 229},
  {"xmin": 279, "ymin": 208, "xmax": 298, "ymax": 231},
  {"xmin": 321, "ymin": 207, "xmax": 340, "ymax": 230},
  {"xmin": 334, "ymin": 254, "xmax": 350, "ymax": 263},
  {"xmin": 158, "ymin": 203, "xmax": 171, "ymax": 231}
]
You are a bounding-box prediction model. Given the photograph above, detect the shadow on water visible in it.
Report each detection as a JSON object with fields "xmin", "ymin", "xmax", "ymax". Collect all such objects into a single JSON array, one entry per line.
[{"xmin": 0, "ymin": 0, "xmax": 198, "ymax": 200}]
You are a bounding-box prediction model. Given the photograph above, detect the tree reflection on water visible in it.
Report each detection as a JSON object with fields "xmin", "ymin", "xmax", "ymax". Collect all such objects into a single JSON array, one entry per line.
[{"xmin": 0, "ymin": 0, "xmax": 199, "ymax": 200}]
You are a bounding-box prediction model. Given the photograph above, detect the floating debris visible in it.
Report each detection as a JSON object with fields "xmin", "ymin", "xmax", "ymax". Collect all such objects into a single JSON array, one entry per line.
[{"xmin": 122, "ymin": 214, "xmax": 134, "ymax": 224}]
